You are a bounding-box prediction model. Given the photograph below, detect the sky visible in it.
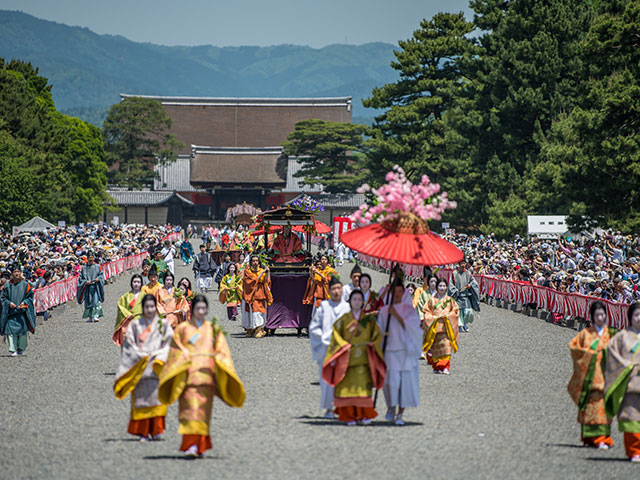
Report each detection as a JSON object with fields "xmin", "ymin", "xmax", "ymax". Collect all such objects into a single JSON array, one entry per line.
[{"xmin": 0, "ymin": 0, "xmax": 473, "ymax": 47}]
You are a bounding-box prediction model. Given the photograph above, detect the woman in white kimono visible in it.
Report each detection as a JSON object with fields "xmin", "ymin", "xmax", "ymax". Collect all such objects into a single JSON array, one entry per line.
[{"xmin": 377, "ymin": 281, "xmax": 423, "ymax": 425}]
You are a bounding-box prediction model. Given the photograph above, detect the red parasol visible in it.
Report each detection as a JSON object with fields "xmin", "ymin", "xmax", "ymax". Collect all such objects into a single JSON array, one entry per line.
[
  {"xmin": 340, "ymin": 213, "xmax": 463, "ymax": 267},
  {"xmin": 293, "ymin": 219, "xmax": 331, "ymax": 234}
]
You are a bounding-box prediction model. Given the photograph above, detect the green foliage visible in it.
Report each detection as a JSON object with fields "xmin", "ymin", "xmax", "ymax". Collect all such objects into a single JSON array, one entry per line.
[
  {"xmin": 0, "ymin": 58, "xmax": 109, "ymax": 228},
  {"xmin": 102, "ymin": 97, "xmax": 184, "ymax": 189},
  {"xmin": 282, "ymin": 119, "xmax": 369, "ymax": 193}
]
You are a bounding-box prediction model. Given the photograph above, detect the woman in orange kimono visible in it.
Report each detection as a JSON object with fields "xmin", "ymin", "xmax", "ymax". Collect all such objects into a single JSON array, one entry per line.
[
  {"xmin": 158, "ymin": 295, "xmax": 245, "ymax": 458},
  {"xmin": 155, "ymin": 273, "xmax": 189, "ymax": 328},
  {"xmin": 567, "ymin": 301, "xmax": 614, "ymax": 449},
  {"xmin": 322, "ymin": 289, "xmax": 385, "ymax": 425},
  {"xmin": 241, "ymin": 255, "xmax": 272, "ymax": 338},
  {"xmin": 422, "ymin": 277, "xmax": 459, "ymax": 375}
]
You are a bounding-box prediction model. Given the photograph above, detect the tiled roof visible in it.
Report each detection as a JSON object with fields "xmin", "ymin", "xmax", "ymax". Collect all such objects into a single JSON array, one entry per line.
[
  {"xmin": 154, "ymin": 155, "xmax": 204, "ymax": 192},
  {"xmin": 120, "ymin": 94, "xmax": 352, "ymax": 108},
  {"xmin": 284, "ymin": 157, "xmax": 323, "ymax": 193},
  {"xmin": 288, "ymin": 193, "xmax": 366, "ymax": 209},
  {"xmin": 107, "ymin": 190, "xmax": 194, "ymax": 206}
]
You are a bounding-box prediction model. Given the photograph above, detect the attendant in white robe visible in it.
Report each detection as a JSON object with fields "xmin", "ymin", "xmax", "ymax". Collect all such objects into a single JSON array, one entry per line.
[
  {"xmin": 309, "ymin": 275, "xmax": 350, "ymax": 418},
  {"xmin": 341, "ymin": 264, "xmax": 362, "ymax": 302},
  {"xmin": 377, "ymin": 281, "xmax": 423, "ymax": 426}
]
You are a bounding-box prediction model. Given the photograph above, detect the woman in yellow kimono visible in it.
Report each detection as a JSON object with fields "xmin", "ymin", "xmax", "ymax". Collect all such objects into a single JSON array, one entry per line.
[
  {"xmin": 422, "ymin": 277, "xmax": 459, "ymax": 375},
  {"xmin": 114, "ymin": 294, "xmax": 173, "ymax": 441},
  {"xmin": 322, "ymin": 290, "xmax": 386, "ymax": 425},
  {"xmin": 158, "ymin": 295, "xmax": 245, "ymax": 458},
  {"xmin": 219, "ymin": 264, "xmax": 242, "ymax": 321},
  {"xmin": 155, "ymin": 273, "xmax": 189, "ymax": 328},
  {"xmin": 303, "ymin": 255, "xmax": 336, "ymax": 308},
  {"xmin": 141, "ymin": 264, "xmax": 162, "ymax": 296},
  {"xmin": 567, "ymin": 301, "xmax": 614, "ymax": 449},
  {"xmin": 113, "ymin": 274, "xmax": 144, "ymax": 347}
]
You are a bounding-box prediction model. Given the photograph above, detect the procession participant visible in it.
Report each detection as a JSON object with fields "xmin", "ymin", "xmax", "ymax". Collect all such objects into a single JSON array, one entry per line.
[
  {"xmin": 0, "ymin": 264, "xmax": 36, "ymax": 356},
  {"xmin": 303, "ymin": 258, "xmax": 330, "ymax": 309},
  {"xmin": 241, "ymin": 255, "xmax": 272, "ymax": 338},
  {"xmin": 342, "ymin": 264, "xmax": 362, "ymax": 302},
  {"xmin": 449, "ymin": 261, "xmax": 480, "ymax": 333},
  {"xmin": 219, "ymin": 264, "xmax": 242, "ymax": 322},
  {"xmin": 180, "ymin": 238, "xmax": 194, "ymax": 266},
  {"xmin": 150, "ymin": 249, "xmax": 169, "ymax": 284},
  {"xmin": 567, "ymin": 301, "xmax": 614, "ymax": 449},
  {"xmin": 141, "ymin": 265, "xmax": 162, "ymax": 296},
  {"xmin": 76, "ymin": 252, "xmax": 105, "ymax": 323},
  {"xmin": 422, "ymin": 277, "xmax": 460, "ymax": 375},
  {"xmin": 113, "ymin": 274, "xmax": 144, "ymax": 347},
  {"xmin": 604, "ymin": 303, "xmax": 640, "ymax": 462},
  {"xmin": 161, "ymin": 240, "xmax": 177, "ymax": 275},
  {"xmin": 193, "ymin": 245, "xmax": 216, "ymax": 294},
  {"xmin": 178, "ymin": 277, "xmax": 194, "ymax": 299},
  {"xmin": 158, "ymin": 295, "xmax": 245, "ymax": 458},
  {"xmin": 415, "ymin": 275, "xmax": 437, "ymax": 321},
  {"xmin": 378, "ymin": 281, "xmax": 423, "ymax": 425},
  {"xmin": 272, "ymin": 225, "xmax": 305, "ymax": 263},
  {"xmin": 358, "ymin": 273, "xmax": 379, "ymax": 314},
  {"xmin": 155, "ymin": 272, "xmax": 189, "ymax": 328},
  {"xmin": 309, "ymin": 275, "xmax": 350, "ymax": 419},
  {"xmin": 141, "ymin": 259, "xmax": 151, "ymax": 285},
  {"xmin": 113, "ymin": 294, "xmax": 173, "ymax": 442},
  {"xmin": 412, "ymin": 267, "xmax": 433, "ymax": 308},
  {"xmin": 323, "ymin": 289, "xmax": 385, "ymax": 425},
  {"xmin": 215, "ymin": 254, "xmax": 233, "ymax": 291}
]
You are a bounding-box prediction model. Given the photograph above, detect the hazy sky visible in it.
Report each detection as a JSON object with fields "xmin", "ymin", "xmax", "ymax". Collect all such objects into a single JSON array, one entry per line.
[{"xmin": 0, "ymin": 0, "xmax": 473, "ymax": 47}]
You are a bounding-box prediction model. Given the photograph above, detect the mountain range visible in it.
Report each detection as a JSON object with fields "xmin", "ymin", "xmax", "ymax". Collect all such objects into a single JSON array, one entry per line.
[{"xmin": 0, "ymin": 10, "xmax": 399, "ymax": 125}]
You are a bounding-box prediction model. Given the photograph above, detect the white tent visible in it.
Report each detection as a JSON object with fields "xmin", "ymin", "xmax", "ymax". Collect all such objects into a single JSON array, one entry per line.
[{"xmin": 15, "ymin": 216, "xmax": 56, "ymax": 233}]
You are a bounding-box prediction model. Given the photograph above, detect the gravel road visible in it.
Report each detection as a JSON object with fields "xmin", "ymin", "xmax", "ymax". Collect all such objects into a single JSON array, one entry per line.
[{"xmin": 1, "ymin": 262, "xmax": 637, "ymax": 479}]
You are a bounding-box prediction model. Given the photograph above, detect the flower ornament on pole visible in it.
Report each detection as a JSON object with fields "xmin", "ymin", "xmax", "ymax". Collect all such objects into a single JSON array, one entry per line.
[{"xmin": 341, "ymin": 165, "xmax": 463, "ymax": 269}]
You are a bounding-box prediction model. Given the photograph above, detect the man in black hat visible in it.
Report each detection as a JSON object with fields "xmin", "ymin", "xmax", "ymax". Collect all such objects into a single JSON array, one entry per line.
[
  {"xmin": 76, "ymin": 252, "xmax": 105, "ymax": 323},
  {"xmin": 193, "ymin": 244, "xmax": 216, "ymax": 293},
  {"xmin": 342, "ymin": 264, "xmax": 362, "ymax": 302},
  {"xmin": 1, "ymin": 263, "xmax": 36, "ymax": 356}
]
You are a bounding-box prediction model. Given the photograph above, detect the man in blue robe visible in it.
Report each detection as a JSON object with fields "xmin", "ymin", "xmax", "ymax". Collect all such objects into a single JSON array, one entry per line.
[
  {"xmin": 1, "ymin": 264, "xmax": 36, "ymax": 356},
  {"xmin": 76, "ymin": 252, "xmax": 105, "ymax": 323}
]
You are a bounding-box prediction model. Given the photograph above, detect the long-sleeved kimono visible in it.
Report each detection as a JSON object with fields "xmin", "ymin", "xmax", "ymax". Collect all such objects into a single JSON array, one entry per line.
[
  {"xmin": 158, "ymin": 319, "xmax": 245, "ymax": 455},
  {"xmin": 180, "ymin": 241, "xmax": 194, "ymax": 264},
  {"xmin": 309, "ymin": 298, "xmax": 351, "ymax": 410},
  {"xmin": 362, "ymin": 290, "xmax": 380, "ymax": 315},
  {"xmin": 322, "ymin": 311, "xmax": 385, "ymax": 422},
  {"xmin": 77, "ymin": 263, "xmax": 105, "ymax": 320},
  {"xmin": 113, "ymin": 315, "xmax": 173, "ymax": 438},
  {"xmin": 415, "ymin": 289, "xmax": 436, "ymax": 321},
  {"xmin": 0, "ymin": 280, "xmax": 36, "ymax": 354},
  {"xmin": 242, "ymin": 267, "xmax": 272, "ymax": 331},
  {"xmin": 449, "ymin": 271, "xmax": 480, "ymax": 328},
  {"xmin": 155, "ymin": 286, "xmax": 189, "ymax": 328},
  {"xmin": 378, "ymin": 300, "xmax": 423, "ymax": 409},
  {"xmin": 567, "ymin": 326, "xmax": 613, "ymax": 446},
  {"xmin": 219, "ymin": 274, "xmax": 242, "ymax": 306},
  {"xmin": 303, "ymin": 266, "xmax": 335, "ymax": 308},
  {"xmin": 422, "ymin": 295, "xmax": 459, "ymax": 372},
  {"xmin": 141, "ymin": 280, "xmax": 162, "ymax": 296},
  {"xmin": 113, "ymin": 291, "xmax": 143, "ymax": 347},
  {"xmin": 604, "ymin": 328, "xmax": 640, "ymax": 459}
]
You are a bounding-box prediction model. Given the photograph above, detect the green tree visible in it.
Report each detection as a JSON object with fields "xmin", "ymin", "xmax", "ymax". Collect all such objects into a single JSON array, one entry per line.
[
  {"xmin": 539, "ymin": 0, "xmax": 640, "ymax": 232},
  {"xmin": 103, "ymin": 97, "xmax": 184, "ymax": 189},
  {"xmin": 282, "ymin": 119, "xmax": 369, "ymax": 193}
]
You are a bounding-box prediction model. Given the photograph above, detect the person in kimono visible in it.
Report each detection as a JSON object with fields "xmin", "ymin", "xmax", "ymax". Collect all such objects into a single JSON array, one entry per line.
[
  {"xmin": 309, "ymin": 275, "xmax": 350, "ymax": 419},
  {"xmin": 113, "ymin": 294, "xmax": 173, "ymax": 441},
  {"xmin": 449, "ymin": 262, "xmax": 480, "ymax": 333},
  {"xmin": 342, "ymin": 264, "xmax": 362, "ymax": 302},
  {"xmin": 141, "ymin": 264, "xmax": 162, "ymax": 296},
  {"xmin": 567, "ymin": 301, "xmax": 614, "ymax": 449},
  {"xmin": 113, "ymin": 274, "xmax": 144, "ymax": 347},
  {"xmin": 219, "ymin": 263, "xmax": 242, "ymax": 322},
  {"xmin": 412, "ymin": 266, "xmax": 433, "ymax": 308},
  {"xmin": 155, "ymin": 272, "xmax": 189, "ymax": 328},
  {"xmin": 422, "ymin": 277, "xmax": 460, "ymax": 375},
  {"xmin": 149, "ymin": 249, "xmax": 169, "ymax": 284},
  {"xmin": 415, "ymin": 275, "xmax": 437, "ymax": 321},
  {"xmin": 76, "ymin": 252, "xmax": 105, "ymax": 323},
  {"xmin": 303, "ymin": 258, "xmax": 331, "ymax": 310},
  {"xmin": 271, "ymin": 225, "xmax": 304, "ymax": 263},
  {"xmin": 358, "ymin": 274, "xmax": 379, "ymax": 315},
  {"xmin": 0, "ymin": 264, "xmax": 36, "ymax": 356},
  {"xmin": 193, "ymin": 245, "xmax": 216, "ymax": 293},
  {"xmin": 378, "ymin": 281, "xmax": 423, "ymax": 425},
  {"xmin": 322, "ymin": 289, "xmax": 385, "ymax": 425},
  {"xmin": 158, "ymin": 295, "xmax": 245, "ymax": 458},
  {"xmin": 180, "ymin": 239, "xmax": 194, "ymax": 266},
  {"xmin": 241, "ymin": 255, "xmax": 272, "ymax": 338},
  {"xmin": 604, "ymin": 303, "xmax": 640, "ymax": 462}
]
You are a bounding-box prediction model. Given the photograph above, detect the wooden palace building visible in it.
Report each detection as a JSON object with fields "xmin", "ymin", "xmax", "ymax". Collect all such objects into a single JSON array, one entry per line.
[{"xmin": 105, "ymin": 95, "xmax": 353, "ymax": 224}]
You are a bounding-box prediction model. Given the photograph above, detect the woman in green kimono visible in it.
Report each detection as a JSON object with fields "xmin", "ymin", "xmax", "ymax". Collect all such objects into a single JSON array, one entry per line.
[
  {"xmin": 604, "ymin": 302, "xmax": 640, "ymax": 462},
  {"xmin": 0, "ymin": 264, "xmax": 36, "ymax": 356},
  {"xmin": 77, "ymin": 252, "xmax": 105, "ymax": 323},
  {"xmin": 219, "ymin": 264, "xmax": 242, "ymax": 322},
  {"xmin": 322, "ymin": 289, "xmax": 385, "ymax": 425},
  {"xmin": 113, "ymin": 274, "xmax": 144, "ymax": 347}
]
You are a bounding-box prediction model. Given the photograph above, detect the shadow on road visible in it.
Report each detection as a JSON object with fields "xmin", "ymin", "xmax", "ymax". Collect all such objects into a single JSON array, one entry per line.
[
  {"xmin": 297, "ymin": 415, "xmax": 424, "ymax": 427},
  {"xmin": 103, "ymin": 438, "xmax": 141, "ymax": 442},
  {"xmin": 585, "ymin": 457, "xmax": 631, "ymax": 463},
  {"xmin": 143, "ymin": 455, "xmax": 223, "ymax": 461},
  {"xmin": 546, "ymin": 443, "xmax": 587, "ymax": 449}
]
